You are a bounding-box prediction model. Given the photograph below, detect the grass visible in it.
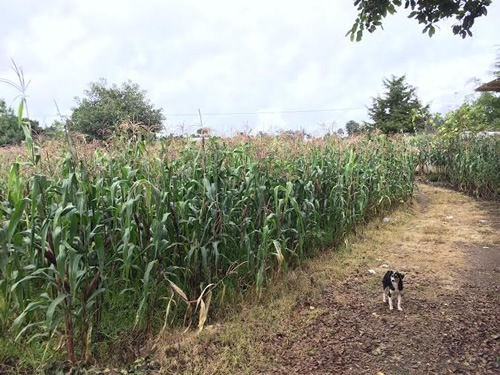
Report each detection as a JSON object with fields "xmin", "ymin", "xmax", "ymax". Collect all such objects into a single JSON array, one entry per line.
[{"xmin": 0, "ymin": 338, "xmax": 48, "ymax": 374}]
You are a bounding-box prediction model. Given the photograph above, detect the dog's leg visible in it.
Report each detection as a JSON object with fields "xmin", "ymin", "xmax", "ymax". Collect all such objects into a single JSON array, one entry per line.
[
  {"xmin": 388, "ymin": 296, "xmax": 393, "ymax": 310},
  {"xmin": 383, "ymin": 290, "xmax": 386, "ymax": 303},
  {"xmin": 397, "ymin": 294, "xmax": 403, "ymax": 311}
]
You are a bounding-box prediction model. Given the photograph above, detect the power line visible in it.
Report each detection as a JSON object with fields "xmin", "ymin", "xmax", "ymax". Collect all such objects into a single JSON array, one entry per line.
[
  {"xmin": 163, "ymin": 107, "xmax": 365, "ymax": 117},
  {"xmin": 26, "ymin": 107, "xmax": 366, "ymax": 119},
  {"xmin": 25, "ymin": 99, "xmax": 465, "ymax": 119}
]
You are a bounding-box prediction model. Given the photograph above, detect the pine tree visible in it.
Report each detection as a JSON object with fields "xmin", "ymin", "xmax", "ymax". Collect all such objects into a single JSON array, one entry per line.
[{"xmin": 367, "ymin": 75, "xmax": 430, "ymax": 134}]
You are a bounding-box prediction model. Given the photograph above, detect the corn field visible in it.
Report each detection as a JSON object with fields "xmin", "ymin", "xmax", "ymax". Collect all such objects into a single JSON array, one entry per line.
[
  {"xmin": 2, "ymin": 114, "xmax": 418, "ymax": 363},
  {"xmin": 414, "ymin": 134, "xmax": 500, "ymax": 200}
]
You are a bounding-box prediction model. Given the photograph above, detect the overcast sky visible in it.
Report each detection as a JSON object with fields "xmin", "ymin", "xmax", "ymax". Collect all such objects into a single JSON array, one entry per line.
[{"xmin": 1, "ymin": 1, "xmax": 499, "ymax": 136}]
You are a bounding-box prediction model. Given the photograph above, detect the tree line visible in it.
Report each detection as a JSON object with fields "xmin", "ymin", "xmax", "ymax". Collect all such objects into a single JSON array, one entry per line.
[
  {"xmin": 1, "ymin": 71, "xmax": 499, "ymax": 146},
  {"xmin": 1, "ymin": 0, "xmax": 497, "ymax": 145},
  {"xmin": 342, "ymin": 73, "xmax": 500, "ymax": 137},
  {"xmin": 0, "ymin": 79, "xmax": 165, "ymax": 145}
]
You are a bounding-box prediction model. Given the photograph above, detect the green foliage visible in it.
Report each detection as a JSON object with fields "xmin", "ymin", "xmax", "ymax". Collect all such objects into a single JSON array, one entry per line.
[
  {"xmin": 439, "ymin": 92, "xmax": 500, "ymax": 136},
  {"xmin": 345, "ymin": 120, "xmax": 367, "ymax": 136},
  {"xmin": 476, "ymin": 92, "xmax": 500, "ymax": 128},
  {"xmin": 0, "ymin": 131, "xmax": 419, "ymax": 364},
  {"xmin": 0, "ymin": 100, "xmax": 19, "ymax": 145},
  {"xmin": 367, "ymin": 75, "xmax": 430, "ymax": 134},
  {"xmin": 348, "ymin": 0, "xmax": 492, "ymax": 41},
  {"xmin": 0, "ymin": 100, "xmax": 41, "ymax": 146},
  {"xmin": 71, "ymin": 79, "xmax": 165, "ymax": 140},
  {"xmin": 439, "ymin": 50, "xmax": 500, "ymax": 136},
  {"xmin": 0, "ymin": 336, "xmax": 49, "ymax": 374},
  {"xmin": 414, "ymin": 134, "xmax": 500, "ymax": 199},
  {"xmin": 440, "ymin": 102, "xmax": 487, "ymax": 135}
]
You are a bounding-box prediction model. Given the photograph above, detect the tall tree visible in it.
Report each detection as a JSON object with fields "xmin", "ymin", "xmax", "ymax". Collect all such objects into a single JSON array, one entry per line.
[
  {"xmin": 367, "ymin": 75, "xmax": 430, "ymax": 134},
  {"xmin": 71, "ymin": 79, "xmax": 164, "ymax": 140},
  {"xmin": 349, "ymin": 0, "xmax": 492, "ymax": 41},
  {"xmin": 439, "ymin": 92, "xmax": 500, "ymax": 136},
  {"xmin": 476, "ymin": 92, "xmax": 500, "ymax": 127},
  {"xmin": 442, "ymin": 49, "xmax": 500, "ymax": 135},
  {"xmin": 345, "ymin": 120, "xmax": 366, "ymax": 136},
  {"xmin": 0, "ymin": 99, "xmax": 41, "ymax": 146}
]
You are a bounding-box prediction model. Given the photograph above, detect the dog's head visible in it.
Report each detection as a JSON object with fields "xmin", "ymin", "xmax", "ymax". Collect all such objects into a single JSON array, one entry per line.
[
  {"xmin": 390, "ymin": 271, "xmax": 404, "ymax": 284},
  {"xmin": 389, "ymin": 271, "xmax": 404, "ymax": 290}
]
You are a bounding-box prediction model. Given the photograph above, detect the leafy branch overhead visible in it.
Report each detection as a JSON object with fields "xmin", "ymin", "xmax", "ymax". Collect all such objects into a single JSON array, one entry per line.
[{"xmin": 348, "ymin": 0, "xmax": 492, "ymax": 41}]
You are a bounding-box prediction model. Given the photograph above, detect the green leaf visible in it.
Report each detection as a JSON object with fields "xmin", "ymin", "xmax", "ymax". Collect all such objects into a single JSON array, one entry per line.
[
  {"xmin": 428, "ymin": 25, "xmax": 435, "ymax": 37},
  {"xmin": 135, "ymin": 259, "xmax": 158, "ymax": 327},
  {"xmin": 7, "ymin": 198, "xmax": 27, "ymax": 243},
  {"xmin": 10, "ymin": 274, "xmax": 39, "ymax": 293},
  {"xmin": 12, "ymin": 300, "xmax": 47, "ymax": 331},
  {"xmin": 16, "ymin": 100, "xmax": 24, "ymax": 127},
  {"xmin": 46, "ymin": 294, "xmax": 68, "ymax": 331}
]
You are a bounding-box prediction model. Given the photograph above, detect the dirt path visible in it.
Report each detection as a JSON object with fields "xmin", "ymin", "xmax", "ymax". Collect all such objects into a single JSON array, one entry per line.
[{"xmin": 258, "ymin": 183, "xmax": 500, "ymax": 375}]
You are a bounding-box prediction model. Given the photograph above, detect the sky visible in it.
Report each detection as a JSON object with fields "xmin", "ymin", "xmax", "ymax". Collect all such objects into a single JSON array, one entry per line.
[{"xmin": 0, "ymin": 0, "xmax": 499, "ymax": 137}]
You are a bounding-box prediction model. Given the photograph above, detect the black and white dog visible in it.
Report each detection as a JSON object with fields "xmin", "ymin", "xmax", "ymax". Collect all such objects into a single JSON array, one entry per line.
[{"xmin": 382, "ymin": 270, "xmax": 404, "ymax": 311}]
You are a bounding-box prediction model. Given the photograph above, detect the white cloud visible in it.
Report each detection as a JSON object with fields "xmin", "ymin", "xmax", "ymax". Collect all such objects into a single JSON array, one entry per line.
[
  {"xmin": 0, "ymin": 0, "xmax": 499, "ymax": 134},
  {"xmin": 256, "ymin": 109, "xmax": 287, "ymax": 134}
]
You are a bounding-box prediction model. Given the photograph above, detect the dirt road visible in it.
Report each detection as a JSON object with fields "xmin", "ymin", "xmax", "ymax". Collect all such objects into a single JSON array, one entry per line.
[{"xmin": 259, "ymin": 183, "xmax": 500, "ymax": 374}]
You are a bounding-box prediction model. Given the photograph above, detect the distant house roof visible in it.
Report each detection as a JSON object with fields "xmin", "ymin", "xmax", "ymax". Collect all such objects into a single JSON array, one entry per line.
[{"xmin": 475, "ymin": 78, "xmax": 500, "ymax": 92}]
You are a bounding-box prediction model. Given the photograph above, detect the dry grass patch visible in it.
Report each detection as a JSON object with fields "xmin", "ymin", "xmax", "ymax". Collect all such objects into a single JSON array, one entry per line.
[{"xmin": 149, "ymin": 267, "xmax": 329, "ymax": 374}]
